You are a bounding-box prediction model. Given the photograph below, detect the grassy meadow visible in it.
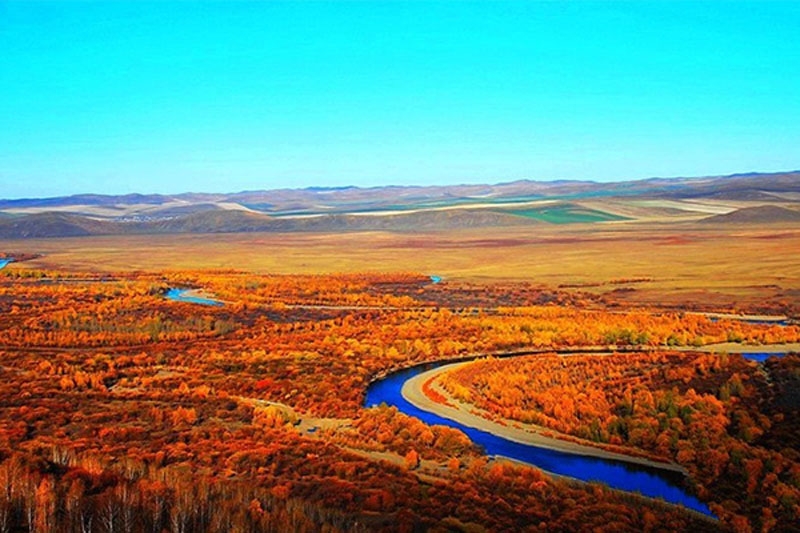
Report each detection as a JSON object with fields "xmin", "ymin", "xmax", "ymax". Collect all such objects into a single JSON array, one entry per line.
[{"xmin": 3, "ymin": 222, "xmax": 798, "ymax": 311}]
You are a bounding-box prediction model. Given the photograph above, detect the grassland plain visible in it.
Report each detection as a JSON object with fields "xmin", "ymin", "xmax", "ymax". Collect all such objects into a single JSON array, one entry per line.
[{"xmin": 3, "ymin": 221, "xmax": 798, "ymax": 311}]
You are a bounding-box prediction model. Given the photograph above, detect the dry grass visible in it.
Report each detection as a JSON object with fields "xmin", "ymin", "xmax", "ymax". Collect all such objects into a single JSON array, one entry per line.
[{"xmin": 2, "ymin": 222, "xmax": 798, "ymax": 308}]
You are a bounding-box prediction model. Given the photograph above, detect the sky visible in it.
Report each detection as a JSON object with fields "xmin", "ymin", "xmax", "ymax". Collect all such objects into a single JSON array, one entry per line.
[{"xmin": 1, "ymin": 1, "xmax": 799, "ymax": 198}]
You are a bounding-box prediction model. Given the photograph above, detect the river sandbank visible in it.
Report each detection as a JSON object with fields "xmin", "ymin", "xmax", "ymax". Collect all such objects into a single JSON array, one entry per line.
[{"xmin": 401, "ymin": 361, "xmax": 688, "ymax": 474}]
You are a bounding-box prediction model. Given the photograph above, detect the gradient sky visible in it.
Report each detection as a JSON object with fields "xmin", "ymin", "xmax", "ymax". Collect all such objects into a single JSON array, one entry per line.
[{"xmin": 2, "ymin": 1, "xmax": 799, "ymax": 198}]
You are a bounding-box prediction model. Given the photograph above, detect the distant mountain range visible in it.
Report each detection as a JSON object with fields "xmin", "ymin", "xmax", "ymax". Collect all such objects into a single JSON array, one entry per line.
[{"xmin": 1, "ymin": 171, "xmax": 798, "ymax": 239}]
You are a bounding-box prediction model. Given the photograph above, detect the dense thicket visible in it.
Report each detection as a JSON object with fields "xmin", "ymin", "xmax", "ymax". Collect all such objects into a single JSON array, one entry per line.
[
  {"xmin": 439, "ymin": 353, "xmax": 800, "ymax": 531},
  {"xmin": 1, "ymin": 267, "xmax": 796, "ymax": 531}
]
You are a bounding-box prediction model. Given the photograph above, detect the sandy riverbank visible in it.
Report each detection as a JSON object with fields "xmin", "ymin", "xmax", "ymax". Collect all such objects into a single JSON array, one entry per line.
[
  {"xmin": 181, "ymin": 288, "xmax": 219, "ymax": 300},
  {"xmin": 401, "ymin": 361, "xmax": 688, "ymax": 474},
  {"xmin": 681, "ymin": 342, "xmax": 800, "ymax": 354}
]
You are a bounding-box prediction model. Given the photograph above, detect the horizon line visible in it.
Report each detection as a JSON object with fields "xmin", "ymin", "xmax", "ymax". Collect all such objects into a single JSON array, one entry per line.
[{"xmin": 2, "ymin": 168, "xmax": 798, "ymax": 202}]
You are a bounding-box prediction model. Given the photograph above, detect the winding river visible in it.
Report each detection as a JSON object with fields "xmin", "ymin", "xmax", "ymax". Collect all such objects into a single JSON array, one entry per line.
[
  {"xmin": 163, "ymin": 282, "xmax": 788, "ymax": 515},
  {"xmin": 365, "ymin": 360, "xmax": 715, "ymax": 516},
  {"xmin": 366, "ymin": 349, "xmax": 792, "ymax": 515}
]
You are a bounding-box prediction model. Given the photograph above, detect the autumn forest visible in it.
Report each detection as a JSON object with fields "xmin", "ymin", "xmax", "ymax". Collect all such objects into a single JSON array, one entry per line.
[{"xmin": 0, "ymin": 258, "xmax": 798, "ymax": 532}]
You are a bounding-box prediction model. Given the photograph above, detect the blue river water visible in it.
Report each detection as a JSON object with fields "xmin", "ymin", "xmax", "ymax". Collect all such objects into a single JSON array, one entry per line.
[
  {"xmin": 0, "ymin": 259, "xmax": 11, "ymax": 269},
  {"xmin": 430, "ymin": 275, "xmax": 442, "ymax": 284},
  {"xmin": 741, "ymin": 352, "xmax": 789, "ymax": 363},
  {"xmin": 165, "ymin": 288, "xmax": 224, "ymax": 306},
  {"xmin": 365, "ymin": 363, "xmax": 713, "ymax": 516}
]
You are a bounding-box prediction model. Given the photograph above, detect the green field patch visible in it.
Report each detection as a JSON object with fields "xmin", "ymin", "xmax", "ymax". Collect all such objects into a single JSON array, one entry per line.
[{"xmin": 501, "ymin": 204, "xmax": 629, "ymax": 224}]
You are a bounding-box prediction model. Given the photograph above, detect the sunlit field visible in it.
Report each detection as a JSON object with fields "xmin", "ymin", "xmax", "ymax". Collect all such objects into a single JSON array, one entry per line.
[{"xmin": 5, "ymin": 221, "xmax": 799, "ymax": 311}]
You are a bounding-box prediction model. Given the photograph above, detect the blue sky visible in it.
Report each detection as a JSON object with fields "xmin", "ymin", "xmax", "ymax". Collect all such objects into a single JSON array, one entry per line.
[{"xmin": 1, "ymin": 1, "xmax": 799, "ymax": 198}]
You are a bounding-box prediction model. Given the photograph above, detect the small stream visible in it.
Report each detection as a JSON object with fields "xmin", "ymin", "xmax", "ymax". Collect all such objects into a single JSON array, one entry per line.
[{"xmin": 165, "ymin": 288, "xmax": 224, "ymax": 306}]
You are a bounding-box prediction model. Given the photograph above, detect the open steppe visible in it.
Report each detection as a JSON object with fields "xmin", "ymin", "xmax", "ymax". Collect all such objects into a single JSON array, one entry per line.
[{"xmin": 5, "ymin": 220, "xmax": 799, "ymax": 313}]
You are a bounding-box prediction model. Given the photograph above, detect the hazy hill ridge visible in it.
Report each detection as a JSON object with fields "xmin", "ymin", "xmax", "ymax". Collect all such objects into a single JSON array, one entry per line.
[{"xmin": 0, "ymin": 171, "xmax": 798, "ymax": 239}]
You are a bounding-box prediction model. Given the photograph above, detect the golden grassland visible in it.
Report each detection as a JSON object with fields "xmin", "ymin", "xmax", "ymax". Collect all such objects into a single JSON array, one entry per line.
[{"xmin": 2, "ymin": 221, "xmax": 799, "ymax": 309}]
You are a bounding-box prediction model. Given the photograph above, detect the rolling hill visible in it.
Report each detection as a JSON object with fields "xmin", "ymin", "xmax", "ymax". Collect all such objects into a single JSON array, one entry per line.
[
  {"xmin": 700, "ymin": 205, "xmax": 800, "ymax": 224},
  {"xmin": 0, "ymin": 171, "xmax": 797, "ymax": 238},
  {"xmin": 0, "ymin": 212, "xmax": 120, "ymax": 239}
]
